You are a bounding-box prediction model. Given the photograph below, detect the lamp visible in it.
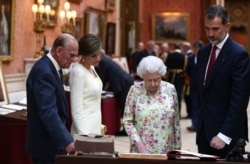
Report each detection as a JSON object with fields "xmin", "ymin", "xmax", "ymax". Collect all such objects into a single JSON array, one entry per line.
[
  {"xmin": 59, "ymin": 2, "xmax": 77, "ymax": 35},
  {"xmin": 32, "ymin": 0, "xmax": 51, "ymax": 58}
]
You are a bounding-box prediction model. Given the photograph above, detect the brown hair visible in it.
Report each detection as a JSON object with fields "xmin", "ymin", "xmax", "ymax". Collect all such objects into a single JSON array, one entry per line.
[{"xmin": 78, "ymin": 34, "xmax": 102, "ymax": 56}]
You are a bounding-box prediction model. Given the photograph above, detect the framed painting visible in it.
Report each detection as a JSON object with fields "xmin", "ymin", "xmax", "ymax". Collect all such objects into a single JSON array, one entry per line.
[
  {"xmin": 0, "ymin": 61, "xmax": 9, "ymax": 105},
  {"xmin": 0, "ymin": 0, "xmax": 15, "ymax": 61},
  {"xmin": 105, "ymin": 23, "xmax": 116, "ymax": 56},
  {"xmin": 74, "ymin": 18, "xmax": 84, "ymax": 41},
  {"xmin": 152, "ymin": 12, "xmax": 190, "ymax": 43},
  {"xmin": 84, "ymin": 7, "xmax": 107, "ymax": 49}
]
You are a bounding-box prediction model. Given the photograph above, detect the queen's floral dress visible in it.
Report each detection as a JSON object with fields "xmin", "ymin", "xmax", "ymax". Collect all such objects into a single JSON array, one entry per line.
[{"xmin": 123, "ymin": 81, "xmax": 181, "ymax": 154}]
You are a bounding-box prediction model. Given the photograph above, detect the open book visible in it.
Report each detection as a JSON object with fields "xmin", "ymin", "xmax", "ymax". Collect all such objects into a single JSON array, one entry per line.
[{"xmin": 167, "ymin": 150, "xmax": 219, "ymax": 160}]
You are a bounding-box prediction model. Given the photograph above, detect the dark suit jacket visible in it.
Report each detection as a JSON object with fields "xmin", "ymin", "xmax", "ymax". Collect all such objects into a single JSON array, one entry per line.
[
  {"xmin": 134, "ymin": 49, "xmax": 156, "ymax": 70},
  {"xmin": 26, "ymin": 55, "xmax": 73, "ymax": 161},
  {"xmin": 165, "ymin": 51, "xmax": 186, "ymax": 98},
  {"xmin": 196, "ymin": 37, "xmax": 250, "ymax": 146},
  {"xmin": 96, "ymin": 54, "xmax": 134, "ymax": 95}
]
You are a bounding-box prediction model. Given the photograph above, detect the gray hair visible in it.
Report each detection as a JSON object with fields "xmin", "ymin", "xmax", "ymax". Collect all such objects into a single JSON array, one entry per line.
[
  {"xmin": 137, "ymin": 56, "xmax": 166, "ymax": 78},
  {"xmin": 51, "ymin": 33, "xmax": 77, "ymax": 52}
]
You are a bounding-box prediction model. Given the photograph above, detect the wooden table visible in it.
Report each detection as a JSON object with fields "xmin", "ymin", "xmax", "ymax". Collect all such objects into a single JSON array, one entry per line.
[{"xmin": 55, "ymin": 155, "xmax": 250, "ymax": 164}]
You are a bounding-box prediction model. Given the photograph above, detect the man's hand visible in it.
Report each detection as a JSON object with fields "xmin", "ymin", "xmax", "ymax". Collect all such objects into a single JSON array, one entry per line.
[
  {"xmin": 210, "ymin": 136, "xmax": 226, "ymax": 150},
  {"xmin": 65, "ymin": 142, "xmax": 75, "ymax": 154}
]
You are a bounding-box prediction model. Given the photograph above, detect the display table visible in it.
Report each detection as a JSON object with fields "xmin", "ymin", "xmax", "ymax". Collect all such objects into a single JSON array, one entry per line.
[
  {"xmin": 65, "ymin": 91, "xmax": 121, "ymax": 135},
  {"xmin": 0, "ymin": 94, "xmax": 121, "ymax": 164},
  {"xmin": 0, "ymin": 110, "xmax": 32, "ymax": 164},
  {"xmin": 101, "ymin": 97, "xmax": 121, "ymax": 135},
  {"xmin": 55, "ymin": 155, "xmax": 248, "ymax": 164}
]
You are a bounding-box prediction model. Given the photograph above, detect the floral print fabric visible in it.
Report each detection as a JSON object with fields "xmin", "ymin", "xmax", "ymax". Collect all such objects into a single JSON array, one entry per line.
[{"xmin": 123, "ymin": 81, "xmax": 181, "ymax": 154}]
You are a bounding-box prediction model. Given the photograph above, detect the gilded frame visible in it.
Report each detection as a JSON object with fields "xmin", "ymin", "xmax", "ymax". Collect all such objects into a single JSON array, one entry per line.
[
  {"xmin": 74, "ymin": 18, "xmax": 84, "ymax": 41},
  {"xmin": 152, "ymin": 12, "xmax": 190, "ymax": 43},
  {"xmin": 0, "ymin": 61, "xmax": 9, "ymax": 105},
  {"xmin": 105, "ymin": 22, "xmax": 116, "ymax": 56},
  {"xmin": 0, "ymin": 0, "xmax": 15, "ymax": 61},
  {"xmin": 84, "ymin": 7, "xmax": 107, "ymax": 49}
]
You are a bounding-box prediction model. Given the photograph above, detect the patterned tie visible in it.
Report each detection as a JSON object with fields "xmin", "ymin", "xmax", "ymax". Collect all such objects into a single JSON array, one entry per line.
[
  {"xmin": 206, "ymin": 45, "xmax": 217, "ymax": 82},
  {"xmin": 59, "ymin": 69, "xmax": 63, "ymax": 82}
]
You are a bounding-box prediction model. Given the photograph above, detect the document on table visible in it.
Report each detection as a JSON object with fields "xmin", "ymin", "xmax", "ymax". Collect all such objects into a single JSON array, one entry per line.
[
  {"xmin": 18, "ymin": 97, "xmax": 27, "ymax": 105},
  {"xmin": 1, "ymin": 104, "xmax": 27, "ymax": 111},
  {"xmin": 0, "ymin": 108, "xmax": 15, "ymax": 115}
]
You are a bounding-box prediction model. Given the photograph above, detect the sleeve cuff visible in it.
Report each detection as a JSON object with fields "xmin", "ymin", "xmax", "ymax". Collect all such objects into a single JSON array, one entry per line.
[{"xmin": 217, "ymin": 132, "xmax": 232, "ymax": 145}]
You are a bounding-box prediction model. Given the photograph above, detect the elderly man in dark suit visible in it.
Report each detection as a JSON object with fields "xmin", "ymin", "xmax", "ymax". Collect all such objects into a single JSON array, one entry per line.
[
  {"xmin": 196, "ymin": 5, "xmax": 250, "ymax": 158},
  {"xmin": 26, "ymin": 34, "xmax": 79, "ymax": 163}
]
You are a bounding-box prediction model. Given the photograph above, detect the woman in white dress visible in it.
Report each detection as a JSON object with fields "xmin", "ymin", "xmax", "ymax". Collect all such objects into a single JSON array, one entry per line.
[{"xmin": 69, "ymin": 34, "xmax": 103, "ymax": 136}]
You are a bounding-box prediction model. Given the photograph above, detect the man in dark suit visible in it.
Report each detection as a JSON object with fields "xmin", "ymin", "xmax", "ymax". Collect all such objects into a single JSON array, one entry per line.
[
  {"xmin": 26, "ymin": 34, "xmax": 79, "ymax": 163},
  {"xmin": 196, "ymin": 5, "xmax": 250, "ymax": 158},
  {"xmin": 134, "ymin": 40, "xmax": 156, "ymax": 72},
  {"xmin": 186, "ymin": 40, "xmax": 204, "ymax": 132},
  {"xmin": 165, "ymin": 43, "xmax": 187, "ymax": 114},
  {"xmin": 95, "ymin": 52, "xmax": 134, "ymax": 135}
]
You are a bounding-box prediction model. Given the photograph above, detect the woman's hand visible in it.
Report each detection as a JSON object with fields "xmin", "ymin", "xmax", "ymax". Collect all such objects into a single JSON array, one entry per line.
[{"xmin": 135, "ymin": 142, "xmax": 148, "ymax": 153}]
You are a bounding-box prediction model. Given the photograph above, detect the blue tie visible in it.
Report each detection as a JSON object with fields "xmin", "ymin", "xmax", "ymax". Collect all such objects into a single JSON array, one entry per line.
[{"xmin": 59, "ymin": 69, "xmax": 63, "ymax": 82}]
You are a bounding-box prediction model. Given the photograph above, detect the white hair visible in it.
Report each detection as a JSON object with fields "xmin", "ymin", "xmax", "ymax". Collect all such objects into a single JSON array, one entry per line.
[{"xmin": 137, "ymin": 56, "xmax": 167, "ymax": 78}]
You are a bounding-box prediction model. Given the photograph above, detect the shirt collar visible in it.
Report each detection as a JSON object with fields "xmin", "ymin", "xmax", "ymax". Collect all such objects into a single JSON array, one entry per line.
[
  {"xmin": 47, "ymin": 53, "xmax": 61, "ymax": 72},
  {"xmin": 214, "ymin": 33, "xmax": 229, "ymax": 50}
]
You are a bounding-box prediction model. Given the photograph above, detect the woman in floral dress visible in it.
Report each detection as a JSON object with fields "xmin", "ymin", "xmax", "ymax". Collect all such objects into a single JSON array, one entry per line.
[{"xmin": 123, "ymin": 56, "xmax": 181, "ymax": 154}]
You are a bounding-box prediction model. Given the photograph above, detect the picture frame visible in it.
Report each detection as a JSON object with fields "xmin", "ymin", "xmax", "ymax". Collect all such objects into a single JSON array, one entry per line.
[
  {"xmin": 105, "ymin": 22, "xmax": 116, "ymax": 56},
  {"xmin": 84, "ymin": 7, "xmax": 107, "ymax": 49},
  {"xmin": 74, "ymin": 18, "xmax": 84, "ymax": 41},
  {"xmin": 0, "ymin": 60, "xmax": 9, "ymax": 105},
  {"xmin": 152, "ymin": 12, "xmax": 190, "ymax": 43},
  {"xmin": 0, "ymin": 0, "xmax": 15, "ymax": 61},
  {"xmin": 106, "ymin": 0, "xmax": 115, "ymax": 12}
]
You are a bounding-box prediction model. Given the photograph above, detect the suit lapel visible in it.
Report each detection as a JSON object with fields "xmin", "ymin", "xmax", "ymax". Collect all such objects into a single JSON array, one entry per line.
[
  {"xmin": 205, "ymin": 38, "xmax": 232, "ymax": 87},
  {"xmin": 45, "ymin": 56, "xmax": 68, "ymax": 114}
]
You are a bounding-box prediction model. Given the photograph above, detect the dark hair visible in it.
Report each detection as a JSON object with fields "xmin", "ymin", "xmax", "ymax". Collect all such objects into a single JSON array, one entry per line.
[
  {"xmin": 78, "ymin": 34, "xmax": 102, "ymax": 56},
  {"xmin": 204, "ymin": 5, "xmax": 229, "ymax": 25},
  {"xmin": 193, "ymin": 40, "xmax": 204, "ymax": 48},
  {"xmin": 51, "ymin": 33, "xmax": 76, "ymax": 52}
]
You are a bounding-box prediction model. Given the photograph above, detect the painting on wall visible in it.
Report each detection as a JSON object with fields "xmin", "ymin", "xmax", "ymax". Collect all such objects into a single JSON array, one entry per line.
[
  {"xmin": 105, "ymin": 23, "xmax": 116, "ymax": 56},
  {"xmin": 152, "ymin": 12, "xmax": 190, "ymax": 43},
  {"xmin": 74, "ymin": 18, "xmax": 84, "ymax": 41},
  {"xmin": 0, "ymin": 0, "xmax": 14, "ymax": 61},
  {"xmin": 84, "ymin": 7, "xmax": 107, "ymax": 49}
]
